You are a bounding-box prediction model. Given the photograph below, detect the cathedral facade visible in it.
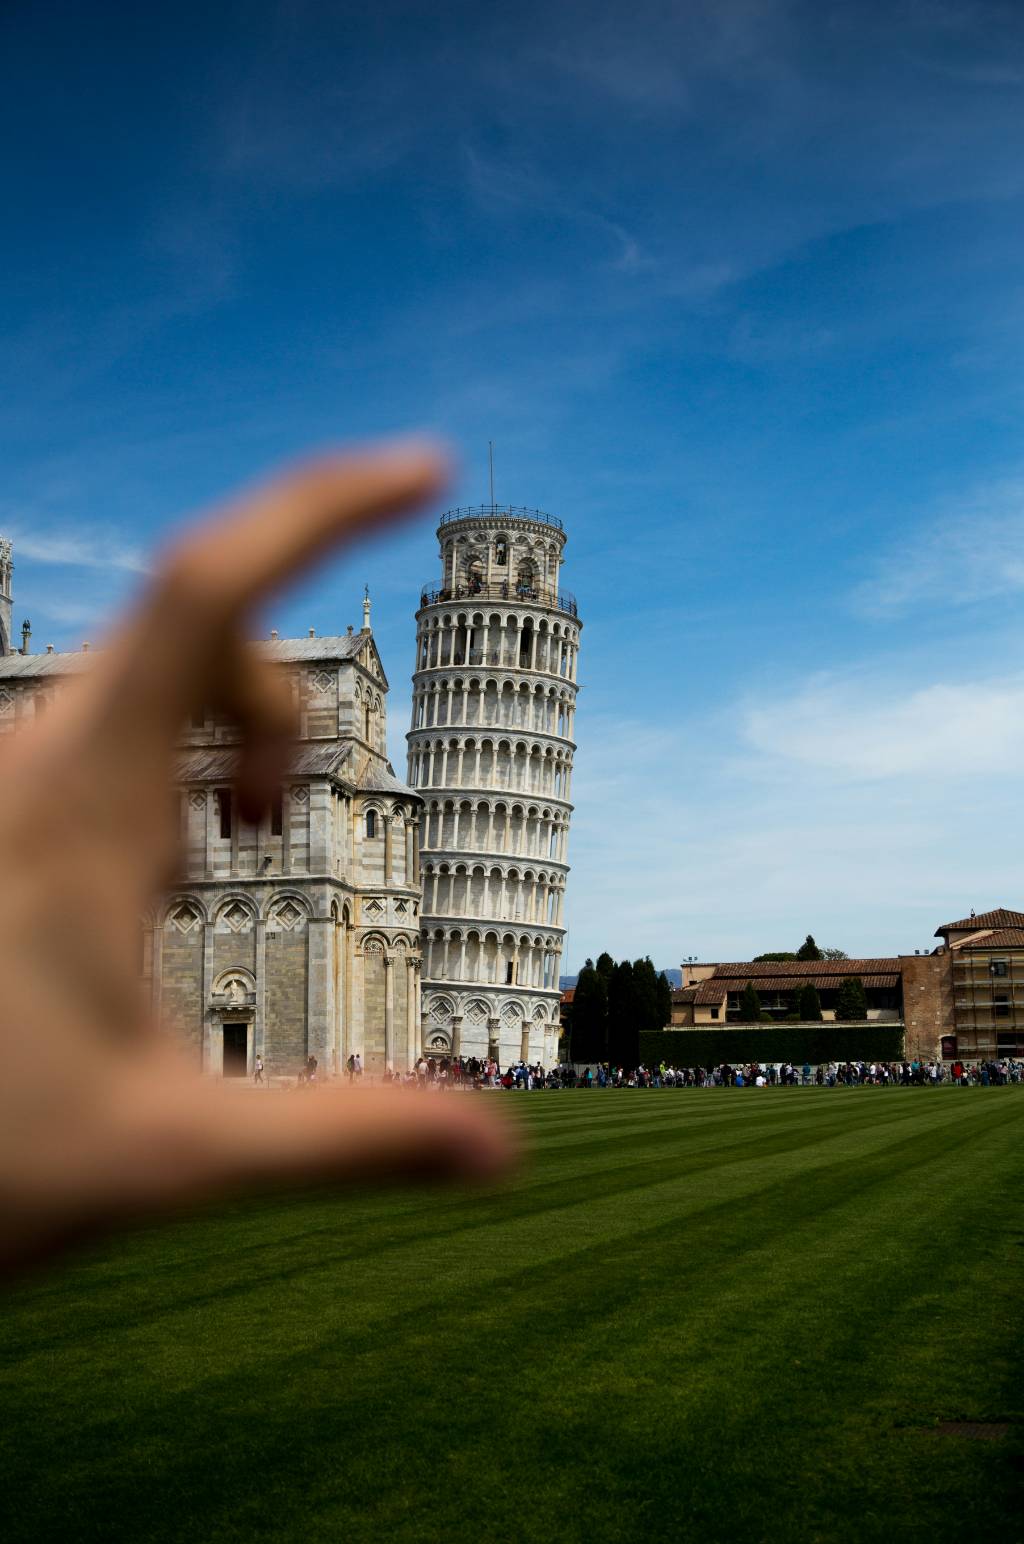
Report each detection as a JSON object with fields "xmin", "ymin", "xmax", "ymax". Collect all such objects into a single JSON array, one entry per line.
[
  {"xmin": 0, "ymin": 549, "xmax": 424, "ymax": 1078},
  {"xmin": 407, "ymin": 505, "xmax": 581, "ymax": 1068}
]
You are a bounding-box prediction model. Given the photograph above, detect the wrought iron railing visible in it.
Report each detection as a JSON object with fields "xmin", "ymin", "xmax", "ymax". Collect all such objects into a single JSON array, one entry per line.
[
  {"xmin": 420, "ymin": 582, "xmax": 578, "ymax": 618},
  {"xmin": 438, "ymin": 504, "xmax": 563, "ymax": 531}
]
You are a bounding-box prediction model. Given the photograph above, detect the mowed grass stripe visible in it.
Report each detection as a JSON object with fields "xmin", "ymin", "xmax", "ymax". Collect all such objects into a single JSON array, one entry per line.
[
  {"xmin": 1, "ymin": 1094, "xmax": 992, "ymax": 1373},
  {"xmin": 1, "ymin": 1091, "xmax": 1019, "ymax": 1544}
]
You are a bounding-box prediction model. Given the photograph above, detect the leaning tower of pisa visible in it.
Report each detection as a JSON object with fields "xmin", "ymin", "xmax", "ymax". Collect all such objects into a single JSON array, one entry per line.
[{"xmin": 407, "ymin": 504, "xmax": 581, "ymax": 1067}]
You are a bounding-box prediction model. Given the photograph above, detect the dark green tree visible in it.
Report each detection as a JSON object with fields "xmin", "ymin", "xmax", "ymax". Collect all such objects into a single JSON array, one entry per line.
[
  {"xmin": 796, "ymin": 934, "xmax": 823, "ymax": 961},
  {"xmin": 754, "ymin": 951, "xmax": 798, "ymax": 962},
  {"xmin": 570, "ymin": 959, "xmax": 608, "ymax": 1061},
  {"xmin": 834, "ymin": 976, "xmax": 868, "ymax": 1021},
  {"xmin": 798, "ymin": 982, "xmax": 823, "ymax": 1021},
  {"xmin": 595, "ymin": 951, "xmax": 615, "ymax": 988},
  {"xmin": 821, "ymin": 948, "xmax": 849, "ymax": 961},
  {"xmin": 607, "ymin": 959, "xmax": 637, "ymax": 1066},
  {"xmin": 737, "ymin": 981, "xmax": 763, "ymax": 1022},
  {"xmin": 631, "ymin": 957, "xmax": 662, "ymax": 1036}
]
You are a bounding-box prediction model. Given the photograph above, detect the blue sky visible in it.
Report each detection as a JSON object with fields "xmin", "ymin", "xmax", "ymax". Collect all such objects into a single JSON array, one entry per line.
[{"xmin": 4, "ymin": 0, "xmax": 1024, "ymax": 968}]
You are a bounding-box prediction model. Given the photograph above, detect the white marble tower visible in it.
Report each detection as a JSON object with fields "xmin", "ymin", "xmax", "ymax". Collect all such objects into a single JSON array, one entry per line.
[{"xmin": 407, "ymin": 504, "xmax": 581, "ymax": 1066}]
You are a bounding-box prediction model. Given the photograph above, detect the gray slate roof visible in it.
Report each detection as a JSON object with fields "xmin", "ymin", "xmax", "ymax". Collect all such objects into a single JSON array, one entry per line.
[
  {"xmin": 1, "ymin": 630, "xmax": 380, "ymax": 677},
  {"xmin": 257, "ymin": 635, "xmax": 365, "ymax": 662},
  {"xmin": 0, "ymin": 651, "xmax": 92, "ymax": 677},
  {"xmin": 176, "ymin": 742, "xmax": 355, "ymax": 782},
  {"xmin": 174, "ymin": 741, "xmax": 419, "ymax": 801},
  {"xmin": 356, "ymin": 757, "xmax": 419, "ymax": 799}
]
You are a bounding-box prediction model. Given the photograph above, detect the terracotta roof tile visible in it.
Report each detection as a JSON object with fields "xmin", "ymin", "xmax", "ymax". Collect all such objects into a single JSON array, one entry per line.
[
  {"xmin": 958, "ymin": 929, "xmax": 1024, "ymax": 950},
  {"xmin": 707, "ymin": 959, "xmax": 899, "ymax": 979},
  {"xmin": 936, "ymin": 907, "xmax": 1024, "ymax": 936},
  {"xmin": 692, "ymin": 960, "xmax": 901, "ymax": 1006}
]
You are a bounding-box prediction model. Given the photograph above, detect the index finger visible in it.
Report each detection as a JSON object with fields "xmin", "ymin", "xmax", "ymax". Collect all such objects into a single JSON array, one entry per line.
[
  {"xmin": 65, "ymin": 438, "xmax": 449, "ymax": 752},
  {"xmin": 162, "ymin": 438, "xmax": 450, "ymax": 620}
]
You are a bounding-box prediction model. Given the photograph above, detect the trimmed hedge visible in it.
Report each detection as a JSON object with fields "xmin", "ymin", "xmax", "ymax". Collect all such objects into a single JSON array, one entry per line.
[{"xmin": 640, "ymin": 1024, "xmax": 905, "ymax": 1067}]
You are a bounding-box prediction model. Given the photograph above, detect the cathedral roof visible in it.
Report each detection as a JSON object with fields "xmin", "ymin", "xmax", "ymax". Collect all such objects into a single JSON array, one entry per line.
[
  {"xmin": 174, "ymin": 741, "xmax": 419, "ymax": 801},
  {"xmin": 258, "ymin": 634, "xmax": 365, "ymax": 661},
  {"xmin": 355, "ymin": 757, "xmax": 420, "ymax": 799},
  {"xmin": 175, "ymin": 741, "xmax": 355, "ymax": 782},
  {"xmin": 0, "ymin": 651, "xmax": 91, "ymax": 676},
  {"xmin": 258, "ymin": 632, "xmax": 389, "ymax": 689},
  {"xmin": 0, "ymin": 631, "xmax": 389, "ymax": 682}
]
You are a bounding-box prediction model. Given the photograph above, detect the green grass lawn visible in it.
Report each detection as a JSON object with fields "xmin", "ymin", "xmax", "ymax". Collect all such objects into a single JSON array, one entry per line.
[{"xmin": 2, "ymin": 1089, "xmax": 1021, "ymax": 1543}]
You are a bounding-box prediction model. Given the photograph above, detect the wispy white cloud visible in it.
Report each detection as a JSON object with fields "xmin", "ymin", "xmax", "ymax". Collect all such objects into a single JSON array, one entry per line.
[
  {"xmin": 852, "ymin": 476, "xmax": 1024, "ymax": 615},
  {"xmin": 7, "ymin": 529, "xmax": 150, "ymax": 574},
  {"xmin": 743, "ymin": 673, "xmax": 1024, "ymax": 779}
]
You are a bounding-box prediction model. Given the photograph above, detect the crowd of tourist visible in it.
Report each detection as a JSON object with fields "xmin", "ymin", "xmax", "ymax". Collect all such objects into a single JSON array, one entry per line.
[{"xmin": 316, "ymin": 1054, "xmax": 1022, "ymax": 1089}]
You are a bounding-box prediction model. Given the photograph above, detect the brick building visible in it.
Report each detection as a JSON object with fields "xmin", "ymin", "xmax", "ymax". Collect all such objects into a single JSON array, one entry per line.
[{"xmin": 670, "ymin": 909, "xmax": 1024, "ymax": 1062}]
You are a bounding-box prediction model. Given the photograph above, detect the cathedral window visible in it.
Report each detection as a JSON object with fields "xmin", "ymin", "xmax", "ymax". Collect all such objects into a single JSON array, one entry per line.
[
  {"xmin": 218, "ymin": 789, "xmax": 232, "ymax": 839},
  {"xmin": 495, "ymin": 539, "xmax": 507, "ymax": 567},
  {"xmin": 365, "ymin": 809, "xmax": 377, "ymax": 839},
  {"xmin": 270, "ymin": 793, "xmax": 283, "ymax": 837}
]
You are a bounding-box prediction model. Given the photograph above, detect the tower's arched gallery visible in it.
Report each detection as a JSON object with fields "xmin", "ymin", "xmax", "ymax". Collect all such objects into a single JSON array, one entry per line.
[{"xmin": 407, "ymin": 505, "xmax": 581, "ymax": 1067}]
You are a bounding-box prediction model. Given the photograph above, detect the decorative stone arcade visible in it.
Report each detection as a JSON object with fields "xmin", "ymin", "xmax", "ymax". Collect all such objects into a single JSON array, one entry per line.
[{"xmin": 407, "ymin": 504, "xmax": 581, "ymax": 1066}]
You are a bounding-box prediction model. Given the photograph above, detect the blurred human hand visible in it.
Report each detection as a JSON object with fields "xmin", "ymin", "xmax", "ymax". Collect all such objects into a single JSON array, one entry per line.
[{"xmin": 0, "ymin": 442, "xmax": 513, "ymax": 1273}]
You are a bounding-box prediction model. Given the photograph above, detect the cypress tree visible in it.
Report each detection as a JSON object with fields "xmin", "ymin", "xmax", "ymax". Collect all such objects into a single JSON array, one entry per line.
[
  {"xmin": 798, "ymin": 982, "xmax": 823, "ymax": 1022},
  {"xmin": 570, "ymin": 960, "xmax": 608, "ymax": 1061},
  {"xmin": 632, "ymin": 957, "xmax": 662, "ymax": 1036},
  {"xmin": 607, "ymin": 959, "xmax": 637, "ymax": 1066},
  {"xmin": 796, "ymin": 934, "xmax": 823, "ymax": 961},
  {"xmin": 834, "ymin": 976, "xmax": 868, "ymax": 1022},
  {"xmin": 737, "ymin": 981, "xmax": 763, "ymax": 1022}
]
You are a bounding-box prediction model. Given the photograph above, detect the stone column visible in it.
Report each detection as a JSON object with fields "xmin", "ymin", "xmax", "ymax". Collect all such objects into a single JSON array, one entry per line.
[
  {"xmin": 282, "ymin": 787, "xmax": 293, "ymax": 875},
  {"xmin": 405, "ymin": 820, "xmax": 414, "ymax": 882},
  {"xmin": 150, "ymin": 923, "xmax": 163, "ymax": 1020},
  {"xmin": 230, "ymin": 803, "xmax": 240, "ymax": 876},
  {"xmin": 308, "ymin": 784, "xmax": 331, "ymax": 872},
  {"xmin": 204, "ymin": 793, "xmax": 215, "ymax": 879},
  {"xmin": 307, "ymin": 916, "xmax": 333, "ymax": 1069},
  {"xmin": 409, "ymin": 959, "xmax": 422, "ymax": 1067},
  {"xmin": 384, "ymin": 817, "xmax": 394, "ymax": 885},
  {"xmin": 201, "ymin": 920, "xmax": 215, "ymax": 1070},
  {"xmin": 383, "ymin": 955, "xmax": 394, "ymax": 1070},
  {"xmin": 255, "ymin": 917, "xmax": 267, "ymax": 1063}
]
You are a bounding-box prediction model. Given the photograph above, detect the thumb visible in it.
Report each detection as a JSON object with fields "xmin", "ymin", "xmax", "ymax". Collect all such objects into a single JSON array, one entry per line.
[{"xmin": 109, "ymin": 1073, "xmax": 518, "ymax": 1209}]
